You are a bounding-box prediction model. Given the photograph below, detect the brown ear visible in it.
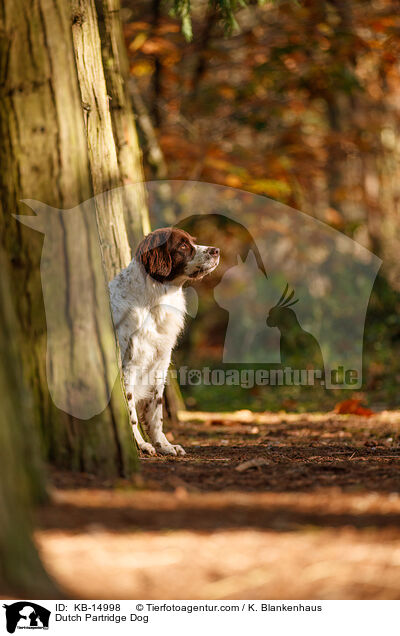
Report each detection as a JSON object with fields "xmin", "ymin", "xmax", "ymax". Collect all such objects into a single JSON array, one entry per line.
[{"xmin": 136, "ymin": 231, "xmax": 172, "ymax": 281}]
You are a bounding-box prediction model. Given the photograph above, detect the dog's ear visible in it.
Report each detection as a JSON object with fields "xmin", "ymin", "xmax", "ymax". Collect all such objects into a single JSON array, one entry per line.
[{"xmin": 136, "ymin": 230, "xmax": 172, "ymax": 281}]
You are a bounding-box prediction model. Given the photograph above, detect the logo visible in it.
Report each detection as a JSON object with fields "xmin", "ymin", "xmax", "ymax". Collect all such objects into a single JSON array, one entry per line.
[
  {"xmin": 3, "ymin": 603, "xmax": 50, "ymax": 634},
  {"xmin": 15, "ymin": 180, "xmax": 381, "ymax": 413}
]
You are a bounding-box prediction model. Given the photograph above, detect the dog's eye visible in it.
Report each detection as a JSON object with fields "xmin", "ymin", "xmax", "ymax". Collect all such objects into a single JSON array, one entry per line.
[{"xmin": 179, "ymin": 243, "xmax": 190, "ymax": 251}]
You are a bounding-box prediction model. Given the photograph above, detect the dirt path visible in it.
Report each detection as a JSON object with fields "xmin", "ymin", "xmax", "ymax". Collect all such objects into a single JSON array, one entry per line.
[{"xmin": 36, "ymin": 411, "xmax": 400, "ymax": 599}]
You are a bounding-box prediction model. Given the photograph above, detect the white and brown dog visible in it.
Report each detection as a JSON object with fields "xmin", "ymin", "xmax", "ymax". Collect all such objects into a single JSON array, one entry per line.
[{"xmin": 109, "ymin": 228, "xmax": 220, "ymax": 456}]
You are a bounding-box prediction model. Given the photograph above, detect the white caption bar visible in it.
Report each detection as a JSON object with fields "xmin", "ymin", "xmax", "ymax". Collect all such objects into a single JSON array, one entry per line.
[{"xmin": 2, "ymin": 600, "xmax": 397, "ymax": 635}]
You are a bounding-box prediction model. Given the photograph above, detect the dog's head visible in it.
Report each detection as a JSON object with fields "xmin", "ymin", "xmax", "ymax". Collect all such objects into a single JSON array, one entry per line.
[{"xmin": 136, "ymin": 228, "xmax": 220, "ymax": 284}]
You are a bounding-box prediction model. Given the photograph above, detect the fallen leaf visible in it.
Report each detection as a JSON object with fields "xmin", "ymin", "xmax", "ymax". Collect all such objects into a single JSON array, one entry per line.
[
  {"xmin": 334, "ymin": 398, "xmax": 374, "ymax": 417},
  {"xmin": 235, "ymin": 457, "xmax": 271, "ymax": 472}
]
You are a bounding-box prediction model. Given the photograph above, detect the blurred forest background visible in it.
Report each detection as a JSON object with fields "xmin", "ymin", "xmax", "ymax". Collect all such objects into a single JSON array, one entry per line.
[
  {"xmin": 1, "ymin": 0, "xmax": 400, "ymax": 601},
  {"xmin": 122, "ymin": 0, "xmax": 400, "ymax": 412}
]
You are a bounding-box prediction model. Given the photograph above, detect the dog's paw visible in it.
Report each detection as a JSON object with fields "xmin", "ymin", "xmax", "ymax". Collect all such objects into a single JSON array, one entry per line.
[
  {"xmin": 155, "ymin": 442, "xmax": 186, "ymax": 457},
  {"xmin": 139, "ymin": 442, "xmax": 157, "ymax": 456},
  {"xmin": 155, "ymin": 442, "xmax": 177, "ymax": 456},
  {"xmin": 173, "ymin": 444, "xmax": 186, "ymax": 456}
]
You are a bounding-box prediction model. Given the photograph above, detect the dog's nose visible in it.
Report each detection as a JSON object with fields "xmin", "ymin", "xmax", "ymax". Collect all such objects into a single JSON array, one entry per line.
[{"xmin": 208, "ymin": 247, "xmax": 220, "ymax": 256}]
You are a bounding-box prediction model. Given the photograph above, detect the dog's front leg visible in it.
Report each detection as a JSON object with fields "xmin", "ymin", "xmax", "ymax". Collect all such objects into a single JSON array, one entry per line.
[
  {"xmin": 137, "ymin": 384, "xmax": 186, "ymax": 457},
  {"xmin": 124, "ymin": 367, "xmax": 157, "ymax": 456}
]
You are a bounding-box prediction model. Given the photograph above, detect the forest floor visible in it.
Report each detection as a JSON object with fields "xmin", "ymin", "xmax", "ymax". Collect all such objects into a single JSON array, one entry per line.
[{"xmin": 36, "ymin": 410, "xmax": 400, "ymax": 599}]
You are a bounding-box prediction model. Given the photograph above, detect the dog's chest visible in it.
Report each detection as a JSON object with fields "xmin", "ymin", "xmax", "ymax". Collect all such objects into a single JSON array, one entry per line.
[
  {"xmin": 109, "ymin": 261, "xmax": 187, "ymax": 374},
  {"xmin": 141, "ymin": 291, "xmax": 185, "ymax": 346},
  {"xmin": 114, "ymin": 287, "xmax": 185, "ymax": 369}
]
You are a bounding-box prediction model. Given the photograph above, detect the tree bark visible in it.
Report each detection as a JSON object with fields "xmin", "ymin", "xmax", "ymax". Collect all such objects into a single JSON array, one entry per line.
[
  {"xmin": 0, "ymin": 0, "xmax": 137, "ymax": 477},
  {"xmin": 95, "ymin": 0, "xmax": 151, "ymax": 246},
  {"xmin": 0, "ymin": 250, "xmax": 59, "ymax": 598},
  {"xmin": 71, "ymin": 0, "xmax": 132, "ymax": 275},
  {"xmin": 94, "ymin": 0, "xmax": 184, "ymax": 421}
]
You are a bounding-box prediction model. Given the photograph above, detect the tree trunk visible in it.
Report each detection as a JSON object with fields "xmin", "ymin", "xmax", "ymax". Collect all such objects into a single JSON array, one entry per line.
[
  {"xmin": 128, "ymin": 76, "xmax": 168, "ymax": 180},
  {"xmin": 151, "ymin": 0, "xmax": 162, "ymax": 127},
  {"xmin": 0, "ymin": 0, "xmax": 137, "ymax": 477},
  {"xmin": 94, "ymin": 0, "xmax": 185, "ymax": 421},
  {"xmin": 326, "ymin": 98, "xmax": 344, "ymax": 215},
  {"xmin": 71, "ymin": 0, "xmax": 131, "ymax": 275},
  {"xmin": 0, "ymin": 250, "xmax": 59, "ymax": 598},
  {"xmin": 95, "ymin": 0, "xmax": 151, "ymax": 246}
]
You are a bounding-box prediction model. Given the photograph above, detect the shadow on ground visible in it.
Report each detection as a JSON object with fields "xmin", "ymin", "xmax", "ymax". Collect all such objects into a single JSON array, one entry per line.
[{"xmin": 36, "ymin": 411, "xmax": 400, "ymax": 599}]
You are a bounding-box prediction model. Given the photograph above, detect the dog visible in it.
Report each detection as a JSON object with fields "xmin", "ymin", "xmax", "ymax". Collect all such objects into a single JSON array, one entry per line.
[{"xmin": 109, "ymin": 227, "xmax": 220, "ymax": 456}]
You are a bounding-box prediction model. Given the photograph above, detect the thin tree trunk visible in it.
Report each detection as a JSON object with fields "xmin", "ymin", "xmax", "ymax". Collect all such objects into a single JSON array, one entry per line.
[
  {"xmin": 191, "ymin": 7, "xmax": 217, "ymax": 98},
  {"xmin": 0, "ymin": 250, "xmax": 59, "ymax": 598},
  {"xmin": 128, "ymin": 76, "xmax": 168, "ymax": 180},
  {"xmin": 325, "ymin": 0, "xmax": 355, "ymax": 219},
  {"xmin": 94, "ymin": 0, "xmax": 184, "ymax": 420},
  {"xmin": 326, "ymin": 98, "xmax": 344, "ymax": 215},
  {"xmin": 95, "ymin": 0, "xmax": 151, "ymax": 246},
  {"xmin": 151, "ymin": 0, "xmax": 162, "ymax": 127},
  {"xmin": 363, "ymin": 153, "xmax": 382, "ymax": 256},
  {"xmin": 0, "ymin": 0, "xmax": 137, "ymax": 477},
  {"xmin": 71, "ymin": 0, "xmax": 131, "ymax": 274}
]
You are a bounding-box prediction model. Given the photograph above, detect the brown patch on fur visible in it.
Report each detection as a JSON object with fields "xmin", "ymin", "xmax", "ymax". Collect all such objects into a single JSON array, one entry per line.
[
  {"xmin": 136, "ymin": 228, "xmax": 196, "ymax": 283},
  {"xmin": 127, "ymin": 392, "xmax": 132, "ymax": 401}
]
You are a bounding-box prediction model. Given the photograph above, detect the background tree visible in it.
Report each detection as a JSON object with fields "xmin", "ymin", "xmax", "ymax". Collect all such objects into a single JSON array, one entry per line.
[
  {"xmin": 0, "ymin": 0, "xmax": 242, "ymax": 596},
  {"xmin": 96, "ymin": 0, "xmax": 151, "ymax": 245},
  {"xmin": 0, "ymin": 250, "xmax": 59, "ymax": 597},
  {"xmin": 0, "ymin": 0, "xmax": 143, "ymax": 477}
]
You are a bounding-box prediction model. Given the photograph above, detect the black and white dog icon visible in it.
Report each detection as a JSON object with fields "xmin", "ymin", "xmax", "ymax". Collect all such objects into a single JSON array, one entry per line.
[{"xmin": 3, "ymin": 602, "xmax": 50, "ymax": 634}]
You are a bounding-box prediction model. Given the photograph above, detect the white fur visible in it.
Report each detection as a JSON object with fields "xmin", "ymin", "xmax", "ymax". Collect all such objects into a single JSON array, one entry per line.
[{"xmin": 109, "ymin": 246, "xmax": 218, "ymax": 456}]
